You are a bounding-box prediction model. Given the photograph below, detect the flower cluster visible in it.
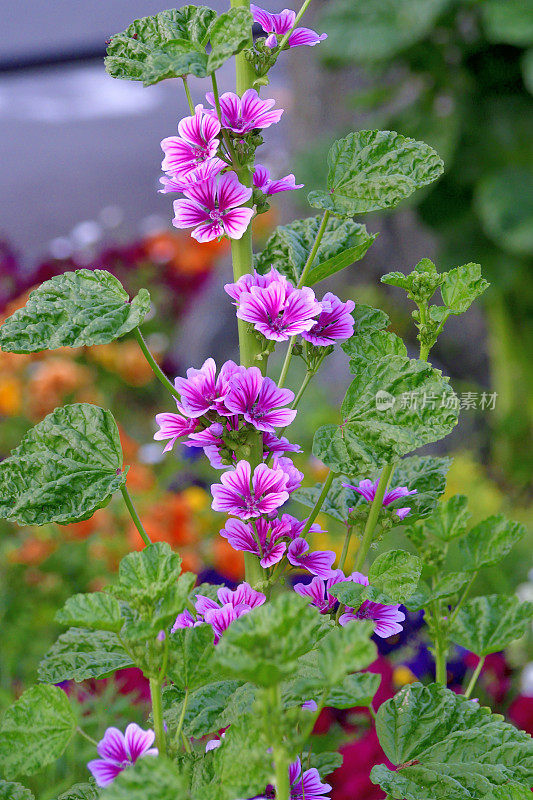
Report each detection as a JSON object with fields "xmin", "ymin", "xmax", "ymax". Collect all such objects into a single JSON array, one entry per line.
[
  {"xmin": 172, "ymin": 582, "xmax": 266, "ymax": 643},
  {"xmin": 343, "ymin": 478, "xmax": 418, "ymax": 520}
]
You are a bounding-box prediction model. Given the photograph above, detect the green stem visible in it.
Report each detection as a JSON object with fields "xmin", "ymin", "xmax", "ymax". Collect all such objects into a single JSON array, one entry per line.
[
  {"xmin": 134, "ymin": 327, "xmax": 181, "ymax": 401},
  {"xmin": 465, "ymin": 656, "xmax": 485, "ymax": 699},
  {"xmin": 121, "ymin": 485, "xmax": 151, "ymax": 547},
  {"xmin": 432, "ymin": 604, "xmax": 447, "ymax": 685},
  {"xmin": 174, "ymin": 688, "xmax": 189, "ymax": 748},
  {"xmin": 353, "ymin": 463, "xmax": 395, "ymax": 572},
  {"xmin": 232, "ymin": 0, "xmax": 256, "ymax": 93},
  {"xmin": 299, "ymin": 471, "xmax": 335, "ymax": 540},
  {"xmin": 149, "ymin": 678, "xmax": 166, "ymax": 755},
  {"xmin": 297, "ymin": 210, "xmax": 330, "ymax": 288},
  {"xmin": 182, "ymin": 77, "xmax": 194, "ymax": 114},
  {"xmin": 291, "ymin": 371, "xmax": 313, "ymax": 409},
  {"xmin": 277, "ymin": 337, "xmax": 296, "ymax": 388},
  {"xmin": 273, "ymin": 745, "xmax": 290, "ymax": 800},
  {"xmin": 449, "ymin": 573, "xmax": 477, "ymax": 625},
  {"xmin": 181, "ymin": 731, "xmax": 192, "ymax": 753},
  {"xmin": 211, "ymin": 73, "xmax": 238, "ymax": 165},
  {"xmin": 337, "ymin": 526, "xmax": 353, "ymax": 572},
  {"xmin": 277, "ymin": 0, "xmax": 314, "ymax": 50},
  {"xmin": 77, "ymin": 726, "xmax": 99, "ymax": 747}
]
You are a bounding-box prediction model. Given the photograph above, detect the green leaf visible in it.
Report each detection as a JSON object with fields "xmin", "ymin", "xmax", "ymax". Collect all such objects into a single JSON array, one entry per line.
[
  {"xmin": 0, "ymin": 403, "xmax": 126, "ymax": 525},
  {"xmin": 167, "ymin": 624, "xmax": 217, "ymax": 692},
  {"xmin": 56, "ymin": 592, "xmax": 123, "ymax": 632},
  {"xmin": 459, "ymin": 514, "xmax": 526, "ymax": 570},
  {"xmin": 57, "ymin": 784, "xmax": 99, "ymax": 800},
  {"xmin": 328, "ymin": 582, "xmax": 367, "ymax": 607},
  {"xmin": 0, "ymin": 781, "xmax": 34, "ymax": 800},
  {"xmin": 254, "ymin": 215, "xmax": 376, "ymax": 286},
  {"xmin": 450, "ymin": 595, "xmax": 533, "ymax": 656},
  {"xmin": 476, "ymin": 168, "xmax": 533, "ymax": 256},
  {"xmin": 0, "ymin": 270, "xmax": 150, "ymax": 353},
  {"xmin": 313, "ymin": 356, "xmax": 458, "ymax": 473},
  {"xmin": 308, "ymin": 130, "xmax": 443, "ymax": 217},
  {"xmin": 113, "ymin": 542, "xmax": 182, "ymax": 609},
  {"xmin": 351, "ymin": 303, "xmax": 390, "ymax": 334},
  {"xmin": 368, "ymin": 549, "xmax": 422, "ymax": 603},
  {"xmin": 308, "ymin": 751, "xmax": 343, "ymax": 778},
  {"xmin": 100, "ymin": 756, "xmax": 186, "ymax": 799},
  {"xmin": 372, "ymin": 682, "xmax": 533, "ymax": 800},
  {"xmin": 405, "ymin": 572, "xmax": 472, "ymax": 611},
  {"xmin": 318, "ymin": 621, "xmax": 376, "ymax": 685},
  {"xmin": 440, "ymin": 263, "xmax": 489, "ymax": 314},
  {"xmin": 105, "ymin": 6, "xmax": 253, "ymax": 85},
  {"xmin": 320, "ymin": 0, "xmax": 452, "ymax": 64},
  {"xmin": 326, "ymin": 671, "xmax": 381, "ymax": 709},
  {"xmin": 162, "ymin": 681, "xmax": 242, "ymax": 738},
  {"xmin": 342, "ymin": 329, "xmax": 407, "ymax": 371},
  {"xmin": 214, "ymin": 721, "xmax": 272, "ymax": 800},
  {"xmin": 215, "ymin": 593, "xmax": 326, "ymax": 686},
  {"xmin": 482, "ymin": 0, "xmax": 533, "ymax": 47},
  {"xmin": 423, "ymin": 494, "xmax": 470, "ymax": 541},
  {"xmin": 39, "ymin": 628, "xmax": 133, "ymax": 683},
  {"xmin": 381, "ymin": 257, "xmax": 443, "ymax": 301},
  {"xmin": 0, "ymin": 685, "xmax": 77, "ymax": 779}
]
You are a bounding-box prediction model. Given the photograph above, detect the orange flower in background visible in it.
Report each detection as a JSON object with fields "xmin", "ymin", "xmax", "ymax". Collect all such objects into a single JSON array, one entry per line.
[
  {"xmin": 212, "ymin": 536, "xmax": 244, "ymax": 582},
  {"xmin": 0, "ymin": 375, "xmax": 22, "ymax": 416},
  {"xmin": 63, "ymin": 508, "xmax": 113, "ymax": 541},
  {"xmin": 127, "ymin": 492, "xmax": 196, "ymax": 551},
  {"xmin": 28, "ymin": 357, "xmax": 91, "ymax": 418},
  {"xmin": 89, "ymin": 341, "xmax": 154, "ymax": 386},
  {"xmin": 8, "ymin": 536, "xmax": 56, "ymax": 566},
  {"xmin": 144, "ymin": 230, "xmax": 227, "ymax": 276}
]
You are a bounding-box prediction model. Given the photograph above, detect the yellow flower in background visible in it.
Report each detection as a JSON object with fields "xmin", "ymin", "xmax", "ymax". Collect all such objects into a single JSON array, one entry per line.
[
  {"xmin": 444, "ymin": 452, "xmax": 503, "ymax": 521},
  {"xmin": 393, "ymin": 665, "xmax": 417, "ymax": 687},
  {"xmin": 182, "ymin": 485, "xmax": 210, "ymax": 512},
  {"xmin": 0, "ymin": 375, "xmax": 22, "ymax": 415}
]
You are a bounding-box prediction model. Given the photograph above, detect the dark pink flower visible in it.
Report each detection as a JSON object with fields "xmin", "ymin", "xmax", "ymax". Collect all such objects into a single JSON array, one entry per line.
[
  {"xmin": 294, "ymin": 569, "xmax": 347, "ymax": 613},
  {"xmin": 159, "ymin": 158, "xmax": 225, "ymax": 193},
  {"xmin": 225, "ymin": 366, "xmax": 296, "ymax": 432},
  {"xmin": 238, "ymin": 281, "xmax": 322, "ymax": 341},
  {"xmin": 302, "ymin": 292, "xmax": 356, "ymax": 346},
  {"xmin": 287, "ymin": 538, "xmax": 336, "ymax": 578},
  {"xmin": 342, "ymin": 478, "xmax": 417, "ymax": 520},
  {"xmin": 289, "ymin": 756, "xmax": 332, "ymax": 799},
  {"xmin": 339, "ymin": 572, "xmax": 405, "ymax": 638},
  {"xmin": 263, "ymin": 431, "xmax": 302, "ymax": 458},
  {"xmin": 272, "ymin": 456, "xmax": 304, "ymax": 493},
  {"xmin": 205, "ymin": 88, "xmax": 283, "ymax": 134},
  {"xmin": 153, "ymin": 412, "xmax": 198, "ymax": 453},
  {"xmin": 174, "ymin": 358, "xmax": 239, "ymax": 418},
  {"xmin": 220, "ymin": 516, "xmax": 288, "ymax": 568},
  {"xmin": 87, "ymin": 724, "xmax": 158, "ymax": 787},
  {"xmin": 161, "ymin": 104, "xmax": 221, "ymax": 176},
  {"xmin": 251, "ymin": 4, "xmax": 327, "ymax": 49},
  {"xmin": 173, "ymin": 173, "xmax": 253, "ymax": 242},
  {"xmin": 225, "ymin": 266, "xmax": 289, "ymax": 304},
  {"xmin": 172, "ymin": 582, "xmax": 266, "ymax": 643},
  {"xmin": 280, "ymin": 513, "xmax": 323, "ymax": 540},
  {"xmin": 211, "ymin": 460, "xmax": 290, "ymax": 518},
  {"xmin": 253, "ymin": 164, "xmax": 303, "ymax": 195}
]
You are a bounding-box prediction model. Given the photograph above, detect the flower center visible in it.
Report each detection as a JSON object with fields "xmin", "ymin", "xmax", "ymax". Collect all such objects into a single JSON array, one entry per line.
[{"xmin": 209, "ymin": 209, "xmax": 224, "ymax": 222}]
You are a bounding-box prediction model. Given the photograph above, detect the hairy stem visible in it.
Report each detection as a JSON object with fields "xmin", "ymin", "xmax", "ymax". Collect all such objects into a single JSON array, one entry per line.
[
  {"xmin": 352, "ymin": 463, "xmax": 395, "ymax": 571},
  {"xmin": 465, "ymin": 656, "xmax": 485, "ymax": 699},
  {"xmin": 269, "ymin": 684, "xmax": 290, "ymax": 800},
  {"xmin": 121, "ymin": 485, "xmax": 151, "ymax": 547},
  {"xmin": 134, "ymin": 327, "xmax": 181, "ymax": 401},
  {"xmin": 299, "ymin": 470, "xmax": 334, "ymax": 540},
  {"xmin": 149, "ymin": 678, "xmax": 166, "ymax": 755},
  {"xmin": 182, "ymin": 77, "xmax": 194, "ymax": 114}
]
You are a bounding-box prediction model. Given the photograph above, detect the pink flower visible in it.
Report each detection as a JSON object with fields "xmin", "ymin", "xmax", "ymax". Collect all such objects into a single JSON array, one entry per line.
[
  {"xmin": 186, "ymin": 420, "xmax": 237, "ymax": 469},
  {"xmin": 280, "ymin": 513, "xmax": 323, "ymax": 539},
  {"xmin": 225, "ymin": 266, "xmax": 289, "ymax": 304},
  {"xmin": 238, "ymin": 281, "xmax": 322, "ymax": 341},
  {"xmin": 87, "ymin": 724, "xmax": 158, "ymax": 787},
  {"xmin": 161, "ymin": 104, "xmax": 221, "ymax": 176},
  {"xmin": 302, "ymin": 293, "xmax": 356, "ymax": 346},
  {"xmin": 225, "ymin": 366, "xmax": 297, "ymax": 432},
  {"xmin": 294, "ymin": 570, "xmax": 347, "ymax": 613},
  {"xmin": 253, "ymin": 164, "xmax": 303, "ymax": 195},
  {"xmin": 172, "ymin": 172, "xmax": 253, "ymax": 242},
  {"xmin": 220, "ymin": 516, "xmax": 288, "ymax": 568},
  {"xmin": 272, "ymin": 456, "xmax": 304, "ymax": 493},
  {"xmin": 205, "ymin": 88, "xmax": 283, "ymax": 134},
  {"xmin": 339, "ymin": 572, "xmax": 406, "ymax": 638},
  {"xmin": 342, "ymin": 478, "xmax": 417, "ymax": 520},
  {"xmin": 158, "ymin": 158, "xmax": 225, "ymax": 193},
  {"xmin": 211, "ymin": 460, "xmax": 289, "ymax": 518},
  {"xmin": 251, "ymin": 5, "xmax": 327, "ymax": 49},
  {"xmin": 287, "ymin": 538, "xmax": 336, "ymax": 578},
  {"xmin": 263, "ymin": 431, "xmax": 302, "ymax": 458},
  {"xmin": 174, "ymin": 358, "xmax": 239, "ymax": 418},
  {"xmin": 172, "ymin": 582, "xmax": 266, "ymax": 643},
  {"xmin": 153, "ymin": 412, "xmax": 198, "ymax": 453},
  {"xmin": 289, "ymin": 756, "xmax": 332, "ymax": 799}
]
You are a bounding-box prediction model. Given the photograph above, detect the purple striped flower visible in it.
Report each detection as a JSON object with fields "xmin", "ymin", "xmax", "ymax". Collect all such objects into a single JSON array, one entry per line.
[
  {"xmin": 289, "ymin": 757, "xmax": 332, "ymax": 799},
  {"xmin": 159, "ymin": 158, "xmax": 225, "ymax": 193},
  {"xmin": 172, "ymin": 582, "xmax": 266, "ymax": 643},
  {"xmin": 238, "ymin": 281, "xmax": 322, "ymax": 341},
  {"xmin": 251, "ymin": 5, "xmax": 327, "ymax": 49},
  {"xmin": 272, "ymin": 456, "xmax": 304, "ymax": 493},
  {"xmin": 205, "ymin": 88, "xmax": 283, "ymax": 134},
  {"xmin": 87, "ymin": 724, "xmax": 158, "ymax": 787},
  {"xmin": 342, "ymin": 478, "xmax": 417, "ymax": 520},
  {"xmin": 263, "ymin": 431, "xmax": 302, "ymax": 458},
  {"xmin": 294, "ymin": 569, "xmax": 347, "ymax": 613},
  {"xmin": 211, "ymin": 460, "xmax": 289, "ymax": 518},
  {"xmin": 253, "ymin": 164, "xmax": 303, "ymax": 195},
  {"xmin": 153, "ymin": 412, "xmax": 198, "ymax": 453},
  {"xmin": 172, "ymin": 172, "xmax": 253, "ymax": 242},
  {"xmin": 174, "ymin": 358, "xmax": 239, "ymax": 418},
  {"xmin": 220, "ymin": 516, "xmax": 288, "ymax": 567},
  {"xmin": 339, "ymin": 572, "xmax": 406, "ymax": 638},
  {"xmin": 302, "ymin": 292, "xmax": 356, "ymax": 346},
  {"xmin": 280, "ymin": 513, "xmax": 323, "ymax": 540},
  {"xmin": 161, "ymin": 104, "xmax": 221, "ymax": 176},
  {"xmin": 287, "ymin": 538, "xmax": 336, "ymax": 578},
  {"xmin": 225, "ymin": 266, "xmax": 289, "ymax": 304},
  {"xmin": 225, "ymin": 366, "xmax": 296, "ymax": 432}
]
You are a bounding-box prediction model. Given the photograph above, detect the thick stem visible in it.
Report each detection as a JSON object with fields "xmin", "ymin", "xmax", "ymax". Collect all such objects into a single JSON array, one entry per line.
[
  {"xmin": 273, "ymin": 745, "xmax": 290, "ymax": 800},
  {"xmin": 121, "ymin": 485, "xmax": 151, "ymax": 547},
  {"xmin": 353, "ymin": 463, "xmax": 395, "ymax": 572},
  {"xmin": 149, "ymin": 678, "xmax": 166, "ymax": 755},
  {"xmin": 134, "ymin": 328, "xmax": 181, "ymax": 401},
  {"xmin": 465, "ymin": 656, "xmax": 485, "ymax": 699},
  {"xmin": 299, "ymin": 470, "xmax": 334, "ymax": 540},
  {"xmin": 432, "ymin": 606, "xmax": 447, "ymax": 685}
]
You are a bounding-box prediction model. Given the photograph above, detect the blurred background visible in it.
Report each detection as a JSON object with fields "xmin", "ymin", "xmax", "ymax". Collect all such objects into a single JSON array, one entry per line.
[{"xmin": 0, "ymin": 1, "xmax": 532, "ymax": 797}]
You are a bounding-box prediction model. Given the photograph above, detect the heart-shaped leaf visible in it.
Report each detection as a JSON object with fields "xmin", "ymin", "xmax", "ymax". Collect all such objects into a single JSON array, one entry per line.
[{"xmin": 450, "ymin": 595, "xmax": 533, "ymax": 656}]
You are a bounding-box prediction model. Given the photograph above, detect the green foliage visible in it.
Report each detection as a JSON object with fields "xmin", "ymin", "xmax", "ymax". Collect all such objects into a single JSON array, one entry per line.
[
  {"xmin": 459, "ymin": 515, "xmax": 526, "ymax": 570},
  {"xmin": 38, "ymin": 628, "xmax": 133, "ymax": 683},
  {"xmin": 0, "ymin": 685, "xmax": 77, "ymax": 779},
  {"xmin": 0, "ymin": 269, "xmax": 150, "ymax": 353},
  {"xmin": 440, "ymin": 263, "xmax": 490, "ymax": 315},
  {"xmin": 343, "ymin": 329, "xmax": 407, "ymax": 370},
  {"xmin": 328, "ymin": 581, "xmax": 367, "ymax": 607},
  {"xmin": 215, "ymin": 594, "xmax": 326, "ymax": 685},
  {"xmin": 372, "ymin": 682, "xmax": 533, "ymax": 800},
  {"xmin": 112, "ymin": 542, "xmax": 183, "ymax": 610},
  {"xmin": 450, "ymin": 595, "xmax": 533, "ymax": 656},
  {"xmin": 162, "ymin": 680, "xmax": 242, "ymax": 738},
  {"xmin": 351, "ymin": 303, "xmax": 390, "ymax": 334},
  {"xmin": 368, "ymin": 549, "xmax": 422, "ymax": 604},
  {"xmin": 0, "ymin": 403, "xmax": 126, "ymax": 525},
  {"xmin": 476, "ymin": 168, "xmax": 533, "ymax": 256},
  {"xmin": 382, "ymin": 257, "xmax": 443, "ymax": 301},
  {"xmin": 405, "ymin": 572, "xmax": 472, "ymax": 611},
  {"xmin": 308, "ymin": 130, "xmax": 443, "ymax": 217},
  {"xmin": 100, "ymin": 756, "xmax": 186, "ymax": 799},
  {"xmin": 57, "ymin": 785, "xmax": 99, "ymax": 800},
  {"xmin": 317, "ymin": 621, "xmax": 376, "ymax": 684},
  {"xmin": 482, "ymin": 0, "xmax": 533, "ymax": 46},
  {"xmin": 0, "ymin": 781, "xmax": 34, "ymax": 800},
  {"xmin": 423, "ymin": 494, "xmax": 471, "ymax": 542},
  {"xmin": 213, "ymin": 720, "xmax": 272, "ymax": 800},
  {"xmin": 254, "ymin": 215, "xmax": 376, "ymax": 285},
  {"xmin": 55, "ymin": 592, "xmax": 123, "ymax": 632},
  {"xmin": 105, "ymin": 6, "xmax": 253, "ymax": 85},
  {"xmin": 167, "ymin": 625, "xmax": 217, "ymax": 692},
  {"xmin": 325, "ymin": 671, "xmax": 381, "ymax": 709},
  {"xmin": 313, "ymin": 356, "xmax": 458, "ymax": 473}
]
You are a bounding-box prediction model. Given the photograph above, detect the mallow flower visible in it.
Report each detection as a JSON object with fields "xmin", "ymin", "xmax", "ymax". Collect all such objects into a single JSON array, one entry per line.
[
  {"xmin": 172, "ymin": 582, "xmax": 266, "ymax": 643},
  {"xmin": 253, "ymin": 164, "xmax": 303, "ymax": 195},
  {"xmin": 225, "ymin": 266, "xmax": 289, "ymax": 304},
  {"xmin": 289, "ymin": 756, "xmax": 332, "ymax": 799},
  {"xmin": 342, "ymin": 478, "xmax": 418, "ymax": 520},
  {"xmin": 237, "ymin": 281, "xmax": 322, "ymax": 341},
  {"xmin": 220, "ymin": 516, "xmax": 289, "ymax": 568},
  {"xmin": 251, "ymin": 4, "xmax": 328, "ymax": 49},
  {"xmin": 302, "ymin": 292, "xmax": 356, "ymax": 346},
  {"xmin": 211, "ymin": 459, "xmax": 289, "ymax": 518},
  {"xmin": 161, "ymin": 104, "xmax": 221, "ymax": 176},
  {"xmin": 87, "ymin": 724, "xmax": 158, "ymax": 787},
  {"xmin": 172, "ymin": 172, "xmax": 254, "ymax": 242},
  {"xmin": 174, "ymin": 358, "xmax": 239, "ymax": 418},
  {"xmin": 287, "ymin": 537, "xmax": 336, "ymax": 578},
  {"xmin": 224, "ymin": 366, "xmax": 297, "ymax": 432},
  {"xmin": 159, "ymin": 158, "xmax": 225, "ymax": 193},
  {"xmin": 339, "ymin": 572, "xmax": 406, "ymax": 638},
  {"xmin": 153, "ymin": 411, "xmax": 198, "ymax": 453},
  {"xmin": 205, "ymin": 88, "xmax": 283, "ymax": 134},
  {"xmin": 294, "ymin": 569, "xmax": 348, "ymax": 613}
]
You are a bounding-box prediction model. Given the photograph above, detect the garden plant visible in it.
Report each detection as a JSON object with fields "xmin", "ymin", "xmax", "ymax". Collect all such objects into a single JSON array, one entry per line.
[{"xmin": 0, "ymin": 2, "xmax": 531, "ymax": 799}]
